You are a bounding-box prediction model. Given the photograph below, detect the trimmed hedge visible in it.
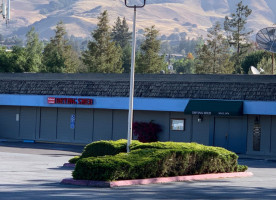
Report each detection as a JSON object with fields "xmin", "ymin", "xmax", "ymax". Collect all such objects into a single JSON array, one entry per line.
[
  {"xmin": 69, "ymin": 139, "xmax": 141, "ymax": 164},
  {"xmin": 69, "ymin": 140, "xmax": 236, "ymax": 164},
  {"xmin": 72, "ymin": 140, "xmax": 248, "ymax": 181}
]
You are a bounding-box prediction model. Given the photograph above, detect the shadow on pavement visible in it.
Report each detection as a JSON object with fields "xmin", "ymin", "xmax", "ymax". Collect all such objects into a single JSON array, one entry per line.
[
  {"xmin": 239, "ymin": 158, "xmax": 276, "ymax": 169},
  {"xmin": 0, "ymin": 182, "xmax": 275, "ymax": 200},
  {"xmin": 0, "ymin": 141, "xmax": 85, "ymax": 154}
]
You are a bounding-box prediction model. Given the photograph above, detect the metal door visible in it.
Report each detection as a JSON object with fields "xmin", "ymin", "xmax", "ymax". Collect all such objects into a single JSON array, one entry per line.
[
  {"xmin": 0, "ymin": 106, "xmax": 20, "ymax": 139},
  {"xmin": 214, "ymin": 117, "xmax": 229, "ymax": 149},
  {"xmin": 214, "ymin": 117, "xmax": 246, "ymax": 153},
  {"xmin": 19, "ymin": 107, "xmax": 37, "ymax": 140},
  {"xmin": 39, "ymin": 107, "xmax": 57, "ymax": 141},
  {"xmin": 74, "ymin": 109, "xmax": 93, "ymax": 143}
]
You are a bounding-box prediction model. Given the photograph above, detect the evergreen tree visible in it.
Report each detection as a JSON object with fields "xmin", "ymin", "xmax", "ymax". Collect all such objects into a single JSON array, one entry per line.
[
  {"xmin": 0, "ymin": 46, "xmax": 28, "ymax": 72},
  {"xmin": 195, "ymin": 22, "xmax": 234, "ymax": 74},
  {"xmin": 25, "ymin": 27, "xmax": 43, "ymax": 72},
  {"xmin": 136, "ymin": 26, "xmax": 166, "ymax": 74},
  {"xmin": 111, "ymin": 17, "xmax": 131, "ymax": 49},
  {"xmin": 111, "ymin": 17, "xmax": 132, "ymax": 73},
  {"xmin": 122, "ymin": 44, "xmax": 132, "ymax": 73},
  {"xmin": 224, "ymin": 0, "xmax": 252, "ymax": 73},
  {"xmin": 42, "ymin": 21, "xmax": 81, "ymax": 73},
  {"xmin": 82, "ymin": 11, "xmax": 123, "ymax": 73},
  {"xmin": 8, "ymin": 46, "xmax": 27, "ymax": 72}
]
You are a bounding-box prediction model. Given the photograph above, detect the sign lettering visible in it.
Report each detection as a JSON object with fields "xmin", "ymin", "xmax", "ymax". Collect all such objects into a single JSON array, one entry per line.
[{"xmin": 48, "ymin": 97, "xmax": 93, "ymax": 105}]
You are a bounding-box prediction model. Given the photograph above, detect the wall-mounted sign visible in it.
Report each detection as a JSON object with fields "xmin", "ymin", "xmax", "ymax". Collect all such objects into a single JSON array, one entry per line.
[
  {"xmin": 48, "ymin": 97, "xmax": 93, "ymax": 105},
  {"xmin": 70, "ymin": 114, "xmax": 75, "ymax": 129}
]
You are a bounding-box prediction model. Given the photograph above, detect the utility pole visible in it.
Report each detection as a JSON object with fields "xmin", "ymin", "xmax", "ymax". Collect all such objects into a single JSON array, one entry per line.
[
  {"xmin": 124, "ymin": 0, "xmax": 146, "ymax": 153},
  {"xmin": 0, "ymin": 0, "xmax": 10, "ymax": 24}
]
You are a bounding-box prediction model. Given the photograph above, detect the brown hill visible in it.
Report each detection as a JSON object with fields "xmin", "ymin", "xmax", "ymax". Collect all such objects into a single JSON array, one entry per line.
[{"xmin": 0, "ymin": 0, "xmax": 275, "ymax": 40}]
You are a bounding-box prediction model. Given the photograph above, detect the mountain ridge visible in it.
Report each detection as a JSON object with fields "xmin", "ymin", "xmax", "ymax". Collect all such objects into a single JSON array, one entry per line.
[{"xmin": 0, "ymin": 0, "xmax": 275, "ymax": 40}]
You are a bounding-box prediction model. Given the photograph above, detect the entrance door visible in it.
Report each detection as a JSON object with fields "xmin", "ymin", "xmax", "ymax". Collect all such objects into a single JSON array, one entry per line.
[{"xmin": 214, "ymin": 117, "xmax": 246, "ymax": 153}]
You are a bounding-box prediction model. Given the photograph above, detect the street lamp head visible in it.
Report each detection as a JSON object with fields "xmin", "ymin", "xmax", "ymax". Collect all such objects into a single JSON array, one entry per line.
[{"xmin": 125, "ymin": 0, "xmax": 146, "ymax": 8}]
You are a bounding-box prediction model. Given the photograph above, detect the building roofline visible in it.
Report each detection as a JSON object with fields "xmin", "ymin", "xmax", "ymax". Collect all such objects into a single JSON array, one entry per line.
[{"xmin": 0, "ymin": 73, "xmax": 276, "ymax": 83}]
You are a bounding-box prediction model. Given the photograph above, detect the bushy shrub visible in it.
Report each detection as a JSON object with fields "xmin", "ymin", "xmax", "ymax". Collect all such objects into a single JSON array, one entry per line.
[
  {"xmin": 69, "ymin": 156, "xmax": 80, "ymax": 164},
  {"xmin": 72, "ymin": 145, "xmax": 244, "ymax": 181},
  {"xmin": 69, "ymin": 140, "xmax": 238, "ymax": 164},
  {"xmin": 72, "ymin": 156, "xmax": 131, "ymax": 181},
  {"xmin": 69, "ymin": 139, "xmax": 142, "ymax": 163},
  {"xmin": 133, "ymin": 121, "xmax": 162, "ymax": 142}
]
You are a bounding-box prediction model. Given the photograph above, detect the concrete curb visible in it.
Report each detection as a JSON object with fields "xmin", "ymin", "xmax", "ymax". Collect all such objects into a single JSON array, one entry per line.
[{"xmin": 61, "ymin": 172, "xmax": 253, "ymax": 188}]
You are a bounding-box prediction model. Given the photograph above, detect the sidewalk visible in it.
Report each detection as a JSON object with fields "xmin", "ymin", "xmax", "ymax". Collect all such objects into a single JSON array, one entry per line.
[{"xmin": 238, "ymin": 154, "xmax": 276, "ymax": 161}]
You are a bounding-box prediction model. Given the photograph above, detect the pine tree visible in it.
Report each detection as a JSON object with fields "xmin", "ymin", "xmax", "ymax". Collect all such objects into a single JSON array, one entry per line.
[
  {"xmin": 25, "ymin": 27, "xmax": 43, "ymax": 72},
  {"xmin": 42, "ymin": 21, "xmax": 81, "ymax": 73},
  {"xmin": 111, "ymin": 17, "xmax": 132, "ymax": 73},
  {"xmin": 136, "ymin": 25, "xmax": 166, "ymax": 74},
  {"xmin": 111, "ymin": 17, "xmax": 132, "ymax": 49},
  {"xmin": 195, "ymin": 22, "xmax": 234, "ymax": 74},
  {"xmin": 82, "ymin": 11, "xmax": 123, "ymax": 73},
  {"xmin": 224, "ymin": 0, "xmax": 252, "ymax": 73}
]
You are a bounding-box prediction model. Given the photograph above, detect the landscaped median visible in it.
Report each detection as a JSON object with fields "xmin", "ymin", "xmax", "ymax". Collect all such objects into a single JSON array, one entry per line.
[{"xmin": 61, "ymin": 140, "xmax": 252, "ymax": 187}]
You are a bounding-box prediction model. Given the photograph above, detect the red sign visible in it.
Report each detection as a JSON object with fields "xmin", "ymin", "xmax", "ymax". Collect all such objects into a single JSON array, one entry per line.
[
  {"xmin": 48, "ymin": 97, "xmax": 56, "ymax": 104},
  {"xmin": 47, "ymin": 97, "xmax": 93, "ymax": 105}
]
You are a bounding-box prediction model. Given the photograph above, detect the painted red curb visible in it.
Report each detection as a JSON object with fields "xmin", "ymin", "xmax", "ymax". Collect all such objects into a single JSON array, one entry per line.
[
  {"xmin": 63, "ymin": 163, "xmax": 76, "ymax": 167},
  {"xmin": 61, "ymin": 171, "xmax": 253, "ymax": 188}
]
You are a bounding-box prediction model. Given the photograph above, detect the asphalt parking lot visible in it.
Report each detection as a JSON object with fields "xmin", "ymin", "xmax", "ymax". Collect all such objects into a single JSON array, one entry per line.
[{"xmin": 0, "ymin": 142, "xmax": 276, "ymax": 200}]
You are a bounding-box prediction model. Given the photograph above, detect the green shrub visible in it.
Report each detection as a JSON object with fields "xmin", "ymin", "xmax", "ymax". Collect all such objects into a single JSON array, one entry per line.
[
  {"xmin": 69, "ymin": 140, "xmax": 238, "ymax": 165},
  {"xmin": 69, "ymin": 139, "xmax": 142, "ymax": 163},
  {"xmin": 72, "ymin": 146, "xmax": 244, "ymax": 181},
  {"xmin": 81, "ymin": 139, "xmax": 127, "ymax": 158},
  {"xmin": 69, "ymin": 156, "xmax": 80, "ymax": 164},
  {"xmin": 72, "ymin": 156, "xmax": 131, "ymax": 181},
  {"xmin": 236, "ymin": 164, "xmax": 248, "ymax": 172}
]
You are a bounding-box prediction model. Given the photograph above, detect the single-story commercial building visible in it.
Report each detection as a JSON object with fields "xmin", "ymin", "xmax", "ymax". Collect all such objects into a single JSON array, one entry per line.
[{"xmin": 0, "ymin": 73, "xmax": 276, "ymax": 156}]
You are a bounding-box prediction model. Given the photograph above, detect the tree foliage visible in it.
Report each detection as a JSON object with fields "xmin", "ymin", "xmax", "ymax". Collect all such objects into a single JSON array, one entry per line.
[
  {"xmin": 195, "ymin": 22, "xmax": 234, "ymax": 74},
  {"xmin": 224, "ymin": 0, "xmax": 252, "ymax": 73},
  {"xmin": 136, "ymin": 26, "xmax": 166, "ymax": 74},
  {"xmin": 173, "ymin": 58, "xmax": 194, "ymax": 74},
  {"xmin": 25, "ymin": 27, "xmax": 43, "ymax": 72},
  {"xmin": 9, "ymin": 46, "xmax": 28, "ymax": 72},
  {"xmin": 241, "ymin": 50, "xmax": 271, "ymax": 74},
  {"xmin": 82, "ymin": 10, "xmax": 123, "ymax": 73},
  {"xmin": 42, "ymin": 21, "xmax": 81, "ymax": 73},
  {"xmin": 257, "ymin": 55, "xmax": 276, "ymax": 75},
  {"xmin": 111, "ymin": 17, "xmax": 132, "ymax": 73},
  {"xmin": 0, "ymin": 47, "xmax": 11, "ymax": 72},
  {"xmin": 111, "ymin": 17, "xmax": 132, "ymax": 49},
  {"xmin": 177, "ymin": 37, "xmax": 204, "ymax": 56}
]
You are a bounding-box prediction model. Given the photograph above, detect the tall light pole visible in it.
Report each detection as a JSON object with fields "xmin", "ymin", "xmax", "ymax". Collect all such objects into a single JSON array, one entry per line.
[{"xmin": 125, "ymin": 0, "xmax": 146, "ymax": 153}]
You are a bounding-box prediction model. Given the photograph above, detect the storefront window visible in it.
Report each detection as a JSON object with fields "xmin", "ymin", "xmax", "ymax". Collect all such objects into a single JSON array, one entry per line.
[{"xmin": 171, "ymin": 119, "xmax": 185, "ymax": 131}]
